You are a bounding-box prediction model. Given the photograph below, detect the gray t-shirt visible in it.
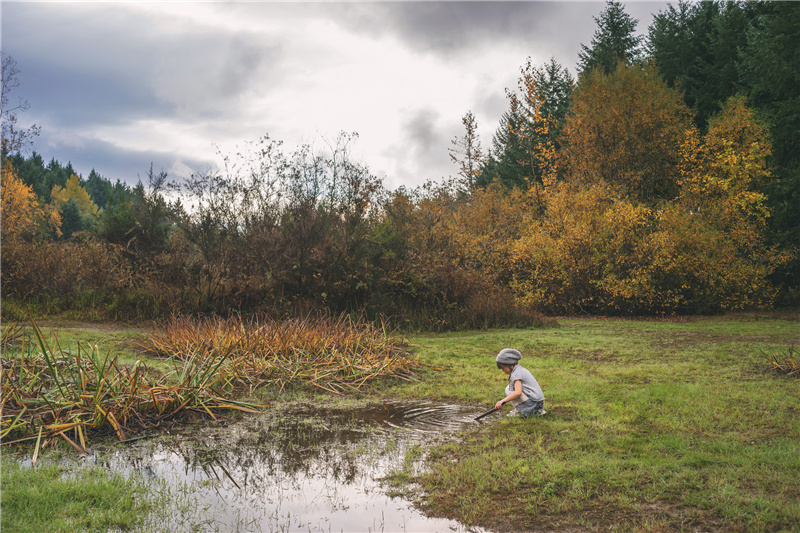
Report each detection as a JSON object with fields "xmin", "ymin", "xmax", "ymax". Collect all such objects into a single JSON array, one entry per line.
[{"xmin": 509, "ymin": 364, "xmax": 544, "ymax": 402}]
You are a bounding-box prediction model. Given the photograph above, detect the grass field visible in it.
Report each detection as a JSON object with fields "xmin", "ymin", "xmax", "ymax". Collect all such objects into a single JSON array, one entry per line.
[
  {"xmin": 383, "ymin": 313, "xmax": 800, "ymax": 532},
  {"xmin": 2, "ymin": 313, "xmax": 798, "ymax": 532}
]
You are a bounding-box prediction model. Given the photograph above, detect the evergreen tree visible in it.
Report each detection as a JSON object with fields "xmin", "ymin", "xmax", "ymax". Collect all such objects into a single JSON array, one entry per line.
[
  {"xmin": 742, "ymin": 0, "xmax": 800, "ymax": 292},
  {"xmin": 476, "ymin": 107, "xmax": 527, "ymax": 189},
  {"xmin": 646, "ymin": 0, "xmax": 695, "ymax": 87},
  {"xmin": 58, "ymin": 198, "xmax": 84, "ymax": 240},
  {"xmin": 535, "ymin": 57, "xmax": 575, "ymax": 150},
  {"xmin": 578, "ymin": 0, "xmax": 643, "ymax": 77},
  {"xmin": 477, "ymin": 58, "xmax": 571, "ymax": 191},
  {"xmin": 85, "ymin": 169, "xmax": 110, "ymax": 210},
  {"xmin": 647, "ymin": 1, "xmax": 765, "ymax": 130}
]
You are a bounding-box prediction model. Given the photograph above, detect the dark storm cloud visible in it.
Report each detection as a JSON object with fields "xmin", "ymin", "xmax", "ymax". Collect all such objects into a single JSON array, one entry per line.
[
  {"xmin": 333, "ymin": 2, "xmax": 591, "ymax": 63},
  {"xmin": 334, "ymin": 1, "xmax": 667, "ymax": 69}
]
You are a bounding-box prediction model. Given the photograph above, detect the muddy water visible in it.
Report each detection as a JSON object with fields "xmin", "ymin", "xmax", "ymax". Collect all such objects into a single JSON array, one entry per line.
[{"xmin": 92, "ymin": 401, "xmax": 496, "ymax": 532}]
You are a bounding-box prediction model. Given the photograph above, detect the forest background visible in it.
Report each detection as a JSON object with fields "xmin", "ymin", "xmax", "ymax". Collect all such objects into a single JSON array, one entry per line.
[{"xmin": 2, "ymin": 1, "xmax": 799, "ymax": 330}]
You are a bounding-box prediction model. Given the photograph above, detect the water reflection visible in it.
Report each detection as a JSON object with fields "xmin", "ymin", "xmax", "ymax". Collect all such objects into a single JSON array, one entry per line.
[{"xmin": 91, "ymin": 401, "xmax": 492, "ymax": 532}]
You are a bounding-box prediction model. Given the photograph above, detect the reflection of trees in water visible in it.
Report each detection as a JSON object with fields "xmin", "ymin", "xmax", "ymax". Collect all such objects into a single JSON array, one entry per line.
[
  {"xmin": 140, "ymin": 409, "xmax": 379, "ymax": 491},
  {"xmin": 89, "ymin": 402, "xmax": 484, "ymax": 532},
  {"xmin": 108, "ymin": 402, "xmax": 479, "ymax": 497}
]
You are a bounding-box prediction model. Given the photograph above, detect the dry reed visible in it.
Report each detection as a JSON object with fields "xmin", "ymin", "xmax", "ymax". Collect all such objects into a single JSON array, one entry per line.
[{"xmin": 139, "ymin": 313, "xmax": 419, "ymax": 394}]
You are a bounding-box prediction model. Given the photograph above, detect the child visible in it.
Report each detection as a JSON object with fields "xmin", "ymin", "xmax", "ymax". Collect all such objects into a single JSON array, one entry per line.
[{"xmin": 494, "ymin": 348, "xmax": 545, "ymax": 417}]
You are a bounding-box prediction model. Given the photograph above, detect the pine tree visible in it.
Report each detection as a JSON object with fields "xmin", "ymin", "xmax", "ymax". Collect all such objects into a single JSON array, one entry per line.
[
  {"xmin": 742, "ymin": 0, "xmax": 800, "ymax": 291},
  {"xmin": 477, "ymin": 108, "xmax": 527, "ymax": 189},
  {"xmin": 535, "ymin": 57, "xmax": 574, "ymax": 152},
  {"xmin": 578, "ymin": 0, "xmax": 643, "ymax": 77}
]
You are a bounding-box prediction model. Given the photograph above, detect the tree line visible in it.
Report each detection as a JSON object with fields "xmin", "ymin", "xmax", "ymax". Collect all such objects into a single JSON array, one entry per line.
[{"xmin": 2, "ymin": 1, "xmax": 798, "ymax": 328}]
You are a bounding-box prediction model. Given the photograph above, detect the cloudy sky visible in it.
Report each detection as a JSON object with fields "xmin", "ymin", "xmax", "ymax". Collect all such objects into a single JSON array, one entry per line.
[{"xmin": 2, "ymin": 1, "xmax": 668, "ymax": 190}]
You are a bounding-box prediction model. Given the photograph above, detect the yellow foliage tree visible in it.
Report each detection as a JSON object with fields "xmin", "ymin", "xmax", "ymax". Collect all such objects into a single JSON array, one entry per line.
[
  {"xmin": 506, "ymin": 58, "xmax": 559, "ymax": 209},
  {"xmin": 1, "ymin": 159, "xmax": 61, "ymax": 243},
  {"xmin": 51, "ymin": 174, "xmax": 100, "ymax": 221},
  {"xmin": 561, "ymin": 62, "xmax": 694, "ymax": 203},
  {"xmin": 679, "ymin": 95, "xmax": 771, "ymax": 220}
]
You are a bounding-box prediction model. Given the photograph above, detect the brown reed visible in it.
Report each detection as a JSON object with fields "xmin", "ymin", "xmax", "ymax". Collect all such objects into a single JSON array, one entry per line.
[{"xmin": 139, "ymin": 313, "xmax": 419, "ymax": 394}]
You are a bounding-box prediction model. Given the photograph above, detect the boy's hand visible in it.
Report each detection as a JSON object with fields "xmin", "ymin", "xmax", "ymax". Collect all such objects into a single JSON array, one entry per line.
[{"xmin": 494, "ymin": 400, "xmax": 506, "ymax": 410}]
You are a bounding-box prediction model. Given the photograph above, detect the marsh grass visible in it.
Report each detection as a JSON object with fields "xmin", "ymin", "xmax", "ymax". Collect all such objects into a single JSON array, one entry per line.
[
  {"xmin": 763, "ymin": 345, "xmax": 799, "ymax": 379},
  {"xmin": 385, "ymin": 315, "xmax": 800, "ymax": 532},
  {"xmin": 140, "ymin": 313, "xmax": 420, "ymax": 394},
  {"xmin": 1, "ymin": 318, "xmax": 262, "ymax": 452}
]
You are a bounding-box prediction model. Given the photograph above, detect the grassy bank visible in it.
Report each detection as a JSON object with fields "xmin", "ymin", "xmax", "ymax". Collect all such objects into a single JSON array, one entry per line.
[
  {"xmin": 384, "ymin": 313, "xmax": 800, "ymax": 532},
  {"xmin": 0, "ymin": 455, "xmax": 165, "ymax": 533}
]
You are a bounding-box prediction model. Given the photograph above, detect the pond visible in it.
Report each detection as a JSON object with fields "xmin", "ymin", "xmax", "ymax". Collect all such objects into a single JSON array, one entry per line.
[{"xmin": 60, "ymin": 401, "xmax": 496, "ymax": 532}]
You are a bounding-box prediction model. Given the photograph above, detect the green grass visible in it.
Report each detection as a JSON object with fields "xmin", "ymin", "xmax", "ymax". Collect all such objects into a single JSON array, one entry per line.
[
  {"xmin": 382, "ymin": 314, "xmax": 800, "ymax": 531},
  {"xmin": 0, "ymin": 454, "xmax": 164, "ymax": 532},
  {"xmin": 3, "ymin": 320, "xmax": 154, "ymax": 368}
]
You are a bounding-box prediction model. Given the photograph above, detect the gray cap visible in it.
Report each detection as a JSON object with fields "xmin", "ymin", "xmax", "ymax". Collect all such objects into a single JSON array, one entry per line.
[{"xmin": 495, "ymin": 348, "xmax": 521, "ymax": 365}]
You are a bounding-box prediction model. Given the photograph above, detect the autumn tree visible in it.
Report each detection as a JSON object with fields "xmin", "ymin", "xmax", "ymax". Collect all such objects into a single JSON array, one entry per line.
[
  {"xmin": 1, "ymin": 159, "xmax": 60, "ymax": 243},
  {"xmin": 449, "ymin": 110, "xmax": 484, "ymax": 191},
  {"xmin": 505, "ymin": 59, "xmax": 561, "ymax": 211},
  {"xmin": 50, "ymin": 174, "xmax": 101, "ymax": 238},
  {"xmin": 560, "ymin": 62, "xmax": 694, "ymax": 204},
  {"xmin": 505, "ymin": 95, "xmax": 784, "ymax": 316},
  {"xmin": 680, "ymin": 95, "xmax": 771, "ymax": 218},
  {"xmin": 478, "ymin": 58, "xmax": 561, "ymax": 202}
]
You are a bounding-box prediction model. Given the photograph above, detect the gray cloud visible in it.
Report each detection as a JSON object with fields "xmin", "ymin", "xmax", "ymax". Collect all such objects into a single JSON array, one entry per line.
[
  {"xmin": 405, "ymin": 108, "xmax": 441, "ymax": 157},
  {"xmin": 336, "ymin": 2, "xmax": 565, "ymax": 53},
  {"xmin": 38, "ymin": 130, "xmax": 213, "ymax": 187},
  {"xmin": 383, "ymin": 107, "xmax": 459, "ymax": 185},
  {"xmin": 2, "ymin": 2, "xmax": 281, "ymax": 129},
  {"xmin": 333, "ymin": 1, "xmax": 667, "ymax": 70}
]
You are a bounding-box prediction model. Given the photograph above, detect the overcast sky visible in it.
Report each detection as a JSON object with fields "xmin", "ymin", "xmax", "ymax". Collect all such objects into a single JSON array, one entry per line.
[{"xmin": 2, "ymin": 1, "xmax": 669, "ymax": 190}]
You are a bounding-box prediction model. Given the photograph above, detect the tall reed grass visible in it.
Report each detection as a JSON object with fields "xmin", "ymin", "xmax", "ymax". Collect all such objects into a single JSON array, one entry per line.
[
  {"xmin": 140, "ymin": 313, "xmax": 419, "ymax": 394},
  {"xmin": 0, "ymin": 318, "xmax": 261, "ymax": 455}
]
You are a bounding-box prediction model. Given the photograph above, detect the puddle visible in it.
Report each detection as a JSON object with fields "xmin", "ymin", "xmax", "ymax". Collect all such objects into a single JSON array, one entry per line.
[{"xmin": 76, "ymin": 401, "xmax": 495, "ymax": 532}]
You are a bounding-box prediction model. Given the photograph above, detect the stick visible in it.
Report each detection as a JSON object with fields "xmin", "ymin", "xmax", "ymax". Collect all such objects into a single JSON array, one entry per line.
[{"xmin": 474, "ymin": 401, "xmax": 505, "ymax": 420}]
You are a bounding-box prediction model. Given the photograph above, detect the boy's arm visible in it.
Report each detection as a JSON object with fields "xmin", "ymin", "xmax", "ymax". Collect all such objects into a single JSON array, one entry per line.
[{"xmin": 495, "ymin": 380, "xmax": 523, "ymax": 409}]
